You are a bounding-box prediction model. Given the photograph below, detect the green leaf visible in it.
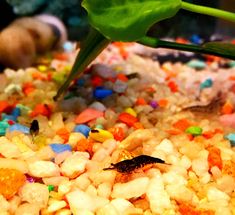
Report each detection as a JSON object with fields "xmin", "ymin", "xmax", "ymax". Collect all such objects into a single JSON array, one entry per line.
[
  {"xmin": 54, "ymin": 28, "xmax": 110, "ymax": 100},
  {"xmin": 202, "ymin": 42, "xmax": 235, "ymax": 60},
  {"xmin": 82, "ymin": 0, "xmax": 181, "ymax": 41}
]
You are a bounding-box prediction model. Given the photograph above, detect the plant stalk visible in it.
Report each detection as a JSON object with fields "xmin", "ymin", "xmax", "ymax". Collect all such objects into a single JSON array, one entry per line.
[
  {"xmin": 54, "ymin": 29, "xmax": 110, "ymax": 101},
  {"xmin": 138, "ymin": 36, "xmax": 235, "ymax": 60},
  {"xmin": 181, "ymin": 1, "xmax": 235, "ymax": 23}
]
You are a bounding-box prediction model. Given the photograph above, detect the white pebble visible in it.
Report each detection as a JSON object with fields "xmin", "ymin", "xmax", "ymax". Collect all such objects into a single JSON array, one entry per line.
[
  {"xmin": 146, "ymin": 177, "xmax": 172, "ymax": 214},
  {"xmin": 163, "ymin": 171, "xmax": 187, "ymax": 186},
  {"xmin": 74, "ymin": 173, "xmax": 91, "ymax": 190},
  {"xmin": 68, "ymin": 132, "xmax": 85, "ymax": 149},
  {"xmin": 47, "ymin": 200, "xmax": 67, "ymax": 213},
  {"xmin": 155, "ymin": 138, "xmax": 175, "ymax": 154},
  {"xmin": 50, "ymin": 113, "xmax": 65, "ymax": 130},
  {"xmin": 96, "ymin": 203, "xmax": 119, "ymax": 215},
  {"xmin": 111, "ymin": 177, "xmax": 149, "ymax": 199},
  {"xmin": 15, "ymin": 203, "xmax": 40, "ymax": 215},
  {"xmin": 19, "ymin": 183, "xmax": 49, "ymax": 208},
  {"xmin": 58, "ymin": 180, "xmax": 73, "ymax": 195},
  {"xmin": 88, "ymin": 170, "xmax": 116, "ymax": 186},
  {"xmin": 97, "ymin": 182, "xmax": 112, "ymax": 199},
  {"xmin": 60, "ymin": 152, "xmax": 89, "ymax": 178},
  {"xmin": 111, "ymin": 198, "xmax": 134, "ymax": 214},
  {"xmin": 55, "ymin": 209, "xmax": 72, "ymax": 215},
  {"xmin": 86, "ymin": 184, "xmax": 97, "ymax": 196},
  {"xmin": 66, "ymin": 189, "xmax": 109, "ymax": 212},
  {"xmin": 0, "ymin": 158, "xmax": 28, "ymax": 173},
  {"xmin": 207, "ymin": 187, "xmax": 230, "ymax": 202},
  {"xmin": 28, "ymin": 160, "xmax": 60, "ymax": 177},
  {"xmin": 179, "ymin": 155, "xmax": 192, "ymax": 169},
  {"xmin": 89, "ymin": 101, "xmax": 107, "ymax": 111},
  {"xmin": 166, "ymin": 184, "xmax": 193, "ymax": 202},
  {"xmin": 42, "ymin": 176, "xmax": 69, "ymax": 186},
  {"xmin": 0, "ymin": 195, "xmax": 10, "ymax": 211},
  {"xmin": 191, "ymin": 158, "xmax": 209, "ymax": 177},
  {"xmin": 0, "ymin": 137, "xmax": 21, "ymax": 158}
]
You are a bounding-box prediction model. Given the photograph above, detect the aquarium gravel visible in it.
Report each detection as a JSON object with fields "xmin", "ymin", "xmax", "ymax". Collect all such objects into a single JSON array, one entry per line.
[{"xmin": 0, "ymin": 41, "xmax": 234, "ymax": 215}]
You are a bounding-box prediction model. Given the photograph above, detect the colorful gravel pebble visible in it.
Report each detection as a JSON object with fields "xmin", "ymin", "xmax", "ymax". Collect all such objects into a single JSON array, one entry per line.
[{"xmin": 0, "ymin": 41, "xmax": 234, "ymax": 214}]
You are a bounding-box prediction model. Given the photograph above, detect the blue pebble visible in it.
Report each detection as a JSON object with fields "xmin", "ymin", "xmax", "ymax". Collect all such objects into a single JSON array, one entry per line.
[
  {"xmin": 9, "ymin": 124, "xmax": 30, "ymax": 134},
  {"xmin": 63, "ymin": 41, "xmax": 74, "ymax": 52},
  {"xmin": 74, "ymin": 124, "xmax": 91, "ymax": 137},
  {"xmin": 190, "ymin": 34, "xmax": 202, "ymax": 45},
  {"xmin": 225, "ymin": 133, "xmax": 235, "ymax": 147},
  {"xmin": 1, "ymin": 113, "xmax": 17, "ymax": 122},
  {"xmin": 50, "ymin": 144, "xmax": 72, "ymax": 153},
  {"xmin": 12, "ymin": 107, "xmax": 21, "ymax": 118},
  {"xmin": 93, "ymin": 87, "xmax": 113, "ymax": 99},
  {"xmin": 200, "ymin": 78, "xmax": 213, "ymax": 90},
  {"xmin": 76, "ymin": 78, "xmax": 85, "ymax": 86}
]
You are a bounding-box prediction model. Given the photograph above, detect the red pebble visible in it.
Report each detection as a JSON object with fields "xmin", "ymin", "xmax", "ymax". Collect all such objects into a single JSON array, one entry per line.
[
  {"xmin": 30, "ymin": 104, "xmax": 52, "ymax": 118},
  {"xmin": 91, "ymin": 76, "xmax": 103, "ymax": 87},
  {"xmin": 168, "ymin": 81, "xmax": 178, "ymax": 92},
  {"xmin": 118, "ymin": 112, "xmax": 138, "ymax": 127},
  {"xmin": 75, "ymin": 108, "xmax": 104, "ymax": 124}
]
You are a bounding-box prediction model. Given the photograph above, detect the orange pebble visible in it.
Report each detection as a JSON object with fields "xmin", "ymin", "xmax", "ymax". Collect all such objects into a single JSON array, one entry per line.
[
  {"xmin": 30, "ymin": 104, "xmax": 52, "ymax": 118},
  {"xmin": 173, "ymin": 118, "xmax": 191, "ymax": 131},
  {"xmin": 135, "ymin": 97, "xmax": 147, "ymax": 105},
  {"xmin": 166, "ymin": 129, "xmax": 182, "ymax": 135},
  {"xmin": 207, "ymin": 146, "xmax": 223, "ymax": 170},
  {"xmin": 178, "ymin": 203, "xmax": 199, "ymax": 215},
  {"xmin": 76, "ymin": 138, "xmax": 93, "ymax": 156},
  {"xmin": 75, "ymin": 108, "xmax": 104, "ymax": 124},
  {"xmin": 221, "ymin": 102, "xmax": 234, "ymax": 115},
  {"xmin": 118, "ymin": 112, "xmax": 138, "ymax": 127},
  {"xmin": 133, "ymin": 122, "xmax": 144, "ymax": 130},
  {"xmin": 108, "ymin": 127, "xmax": 125, "ymax": 141},
  {"xmin": 22, "ymin": 82, "xmax": 35, "ymax": 96},
  {"xmin": 158, "ymin": 99, "xmax": 168, "ymax": 107},
  {"xmin": 56, "ymin": 127, "xmax": 70, "ymax": 143},
  {"xmin": 202, "ymin": 130, "xmax": 214, "ymax": 139},
  {"xmin": 32, "ymin": 71, "xmax": 48, "ymax": 81},
  {"xmin": 117, "ymin": 73, "xmax": 128, "ymax": 82},
  {"xmin": 0, "ymin": 168, "xmax": 26, "ymax": 199}
]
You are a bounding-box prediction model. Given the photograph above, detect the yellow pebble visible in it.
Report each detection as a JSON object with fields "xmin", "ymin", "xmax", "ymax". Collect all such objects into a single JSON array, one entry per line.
[
  {"xmin": 38, "ymin": 65, "xmax": 48, "ymax": 72},
  {"xmin": 89, "ymin": 128, "xmax": 114, "ymax": 142},
  {"xmin": 124, "ymin": 107, "xmax": 137, "ymax": 117}
]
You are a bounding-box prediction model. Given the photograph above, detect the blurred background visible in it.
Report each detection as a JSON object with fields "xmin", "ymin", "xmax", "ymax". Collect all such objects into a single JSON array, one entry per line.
[{"xmin": 0, "ymin": 0, "xmax": 235, "ymax": 41}]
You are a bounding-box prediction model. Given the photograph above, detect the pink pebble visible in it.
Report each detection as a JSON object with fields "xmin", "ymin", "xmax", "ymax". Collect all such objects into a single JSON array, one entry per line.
[
  {"xmin": 75, "ymin": 108, "xmax": 104, "ymax": 124},
  {"xmin": 219, "ymin": 113, "xmax": 235, "ymax": 128}
]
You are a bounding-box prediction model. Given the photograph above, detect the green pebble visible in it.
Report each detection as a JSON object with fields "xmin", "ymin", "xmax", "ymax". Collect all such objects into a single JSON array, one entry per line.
[
  {"xmin": 0, "ymin": 121, "xmax": 10, "ymax": 136},
  {"xmin": 48, "ymin": 185, "xmax": 54, "ymax": 192},
  {"xmin": 229, "ymin": 61, "xmax": 235, "ymax": 68},
  {"xmin": 187, "ymin": 60, "xmax": 206, "ymax": 69},
  {"xmin": 95, "ymin": 124, "xmax": 104, "ymax": 129},
  {"xmin": 185, "ymin": 126, "xmax": 203, "ymax": 136},
  {"xmin": 52, "ymin": 73, "xmax": 67, "ymax": 84},
  {"xmin": 16, "ymin": 104, "xmax": 31, "ymax": 115}
]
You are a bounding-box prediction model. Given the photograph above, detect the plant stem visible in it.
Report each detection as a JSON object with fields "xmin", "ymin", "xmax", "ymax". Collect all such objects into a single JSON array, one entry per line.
[
  {"xmin": 138, "ymin": 36, "xmax": 235, "ymax": 60},
  {"xmin": 181, "ymin": 1, "xmax": 235, "ymax": 23},
  {"xmin": 54, "ymin": 29, "xmax": 110, "ymax": 101}
]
